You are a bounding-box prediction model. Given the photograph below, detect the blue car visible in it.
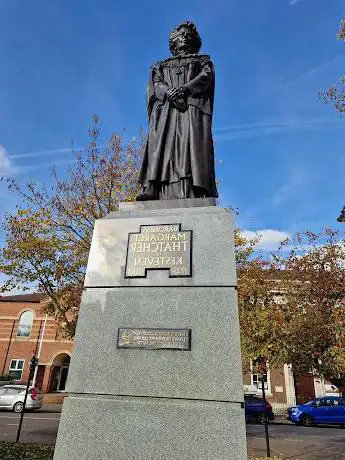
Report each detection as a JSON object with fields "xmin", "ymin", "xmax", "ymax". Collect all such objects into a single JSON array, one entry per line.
[
  {"xmin": 288, "ymin": 396, "xmax": 345, "ymax": 427},
  {"xmin": 244, "ymin": 395, "xmax": 275, "ymax": 424}
]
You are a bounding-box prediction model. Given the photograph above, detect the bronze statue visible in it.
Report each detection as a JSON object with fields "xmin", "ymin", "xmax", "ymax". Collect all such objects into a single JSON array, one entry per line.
[{"xmin": 137, "ymin": 22, "xmax": 218, "ymax": 201}]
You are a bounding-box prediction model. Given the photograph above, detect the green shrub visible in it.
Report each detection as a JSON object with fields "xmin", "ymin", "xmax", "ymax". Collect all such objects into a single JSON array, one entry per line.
[
  {"xmin": 0, "ymin": 442, "xmax": 54, "ymax": 460},
  {"xmin": 0, "ymin": 445, "xmax": 292, "ymax": 460},
  {"xmin": 249, "ymin": 457, "xmax": 283, "ymax": 460},
  {"xmin": 0, "ymin": 374, "xmax": 13, "ymax": 382}
]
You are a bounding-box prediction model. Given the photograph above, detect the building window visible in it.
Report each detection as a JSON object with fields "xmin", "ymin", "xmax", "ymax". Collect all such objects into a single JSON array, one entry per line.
[
  {"xmin": 17, "ymin": 311, "xmax": 34, "ymax": 337},
  {"xmin": 250, "ymin": 360, "xmax": 270, "ymax": 392},
  {"xmin": 252, "ymin": 372, "xmax": 268, "ymax": 390},
  {"xmin": 9, "ymin": 359, "xmax": 25, "ymax": 380}
]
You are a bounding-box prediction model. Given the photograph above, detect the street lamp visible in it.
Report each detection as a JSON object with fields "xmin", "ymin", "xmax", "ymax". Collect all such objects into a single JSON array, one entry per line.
[
  {"xmin": 253, "ymin": 356, "xmax": 271, "ymax": 458},
  {"xmin": 15, "ymin": 356, "xmax": 38, "ymax": 443}
]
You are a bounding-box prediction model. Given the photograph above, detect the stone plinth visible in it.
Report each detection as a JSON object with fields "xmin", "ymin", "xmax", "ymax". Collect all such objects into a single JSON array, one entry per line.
[{"xmin": 54, "ymin": 199, "xmax": 247, "ymax": 460}]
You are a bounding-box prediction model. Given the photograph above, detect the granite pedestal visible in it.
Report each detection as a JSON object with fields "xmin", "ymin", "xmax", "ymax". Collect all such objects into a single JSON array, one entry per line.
[{"xmin": 54, "ymin": 199, "xmax": 247, "ymax": 460}]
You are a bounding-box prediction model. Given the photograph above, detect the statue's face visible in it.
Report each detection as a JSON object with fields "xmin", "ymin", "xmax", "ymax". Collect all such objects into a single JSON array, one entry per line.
[{"xmin": 173, "ymin": 27, "xmax": 195, "ymax": 54}]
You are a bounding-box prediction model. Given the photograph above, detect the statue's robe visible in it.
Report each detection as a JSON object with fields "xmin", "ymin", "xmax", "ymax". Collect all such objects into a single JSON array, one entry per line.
[{"xmin": 138, "ymin": 54, "xmax": 218, "ymax": 199}]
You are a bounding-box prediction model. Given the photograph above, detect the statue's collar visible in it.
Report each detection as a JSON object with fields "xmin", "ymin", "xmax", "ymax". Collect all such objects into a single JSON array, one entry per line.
[
  {"xmin": 164, "ymin": 53, "xmax": 209, "ymax": 62},
  {"xmin": 154, "ymin": 54, "xmax": 210, "ymax": 67},
  {"xmin": 171, "ymin": 53, "xmax": 200, "ymax": 59}
]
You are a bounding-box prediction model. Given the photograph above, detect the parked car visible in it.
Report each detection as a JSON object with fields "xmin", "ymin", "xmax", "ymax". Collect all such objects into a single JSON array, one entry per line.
[
  {"xmin": 0, "ymin": 385, "xmax": 43, "ymax": 413},
  {"xmin": 288, "ymin": 396, "xmax": 345, "ymax": 427},
  {"xmin": 244, "ymin": 394, "xmax": 275, "ymax": 424}
]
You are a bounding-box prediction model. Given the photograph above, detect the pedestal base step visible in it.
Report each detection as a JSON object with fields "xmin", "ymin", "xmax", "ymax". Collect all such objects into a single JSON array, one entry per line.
[{"xmin": 54, "ymin": 394, "xmax": 247, "ymax": 460}]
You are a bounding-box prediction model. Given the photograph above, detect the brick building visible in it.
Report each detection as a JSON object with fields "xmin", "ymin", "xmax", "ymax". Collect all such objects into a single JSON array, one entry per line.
[
  {"xmin": 0, "ymin": 294, "xmax": 73, "ymax": 396},
  {"xmin": 243, "ymin": 363, "xmax": 298, "ymax": 413},
  {"xmin": 0, "ymin": 292, "xmax": 337, "ymax": 410},
  {"xmin": 243, "ymin": 362, "xmax": 340, "ymax": 414}
]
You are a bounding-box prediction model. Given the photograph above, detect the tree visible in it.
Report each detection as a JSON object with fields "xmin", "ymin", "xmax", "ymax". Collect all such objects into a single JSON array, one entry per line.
[
  {"xmin": 319, "ymin": 20, "xmax": 345, "ymax": 114},
  {"xmin": 273, "ymin": 229, "xmax": 345, "ymax": 392},
  {"xmin": 0, "ymin": 116, "xmax": 143, "ymax": 338},
  {"xmin": 236, "ymin": 231, "xmax": 287, "ymax": 374},
  {"xmin": 239, "ymin": 228, "xmax": 345, "ymax": 393}
]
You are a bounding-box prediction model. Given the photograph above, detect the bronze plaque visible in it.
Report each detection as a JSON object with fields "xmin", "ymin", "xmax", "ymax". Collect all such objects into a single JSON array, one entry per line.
[
  {"xmin": 125, "ymin": 224, "xmax": 192, "ymax": 278},
  {"xmin": 117, "ymin": 328, "xmax": 191, "ymax": 350}
]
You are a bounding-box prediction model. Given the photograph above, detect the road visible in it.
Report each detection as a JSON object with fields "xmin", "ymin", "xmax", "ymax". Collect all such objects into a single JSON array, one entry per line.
[
  {"xmin": 0, "ymin": 412, "xmax": 344, "ymax": 459},
  {"xmin": 0, "ymin": 411, "xmax": 59, "ymax": 444},
  {"xmin": 247, "ymin": 422, "xmax": 345, "ymax": 459}
]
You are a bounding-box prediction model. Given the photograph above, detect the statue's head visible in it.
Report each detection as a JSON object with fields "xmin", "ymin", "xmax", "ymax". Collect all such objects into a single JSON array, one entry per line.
[{"xmin": 169, "ymin": 22, "xmax": 202, "ymax": 56}]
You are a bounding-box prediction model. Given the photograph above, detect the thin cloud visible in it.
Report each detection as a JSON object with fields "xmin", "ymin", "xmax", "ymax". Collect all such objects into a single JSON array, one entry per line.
[
  {"xmin": 215, "ymin": 126, "xmax": 281, "ymax": 141},
  {"xmin": 214, "ymin": 118, "xmax": 337, "ymax": 133},
  {"xmin": 0, "ymin": 146, "xmax": 76, "ymax": 177},
  {"xmin": 15, "ymin": 158, "xmax": 76, "ymax": 174},
  {"xmin": 289, "ymin": 0, "xmax": 305, "ymax": 5},
  {"xmin": 261, "ymin": 52, "xmax": 344, "ymax": 100},
  {"xmin": 0, "ymin": 145, "xmax": 13, "ymax": 175},
  {"xmin": 214, "ymin": 117, "xmax": 342, "ymax": 141},
  {"xmin": 273, "ymin": 167, "xmax": 308, "ymax": 206},
  {"xmin": 9, "ymin": 147, "xmax": 75, "ymax": 160},
  {"xmin": 240, "ymin": 51, "xmax": 345, "ymax": 112}
]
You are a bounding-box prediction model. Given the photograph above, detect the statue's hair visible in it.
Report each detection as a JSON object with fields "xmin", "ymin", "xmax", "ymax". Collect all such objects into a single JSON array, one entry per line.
[{"xmin": 169, "ymin": 22, "xmax": 202, "ymax": 55}]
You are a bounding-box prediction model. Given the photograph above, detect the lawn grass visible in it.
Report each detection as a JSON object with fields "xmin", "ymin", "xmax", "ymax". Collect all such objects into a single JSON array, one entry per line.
[
  {"xmin": 0, "ymin": 441, "xmax": 54, "ymax": 460},
  {"xmin": 0, "ymin": 442, "xmax": 282, "ymax": 460}
]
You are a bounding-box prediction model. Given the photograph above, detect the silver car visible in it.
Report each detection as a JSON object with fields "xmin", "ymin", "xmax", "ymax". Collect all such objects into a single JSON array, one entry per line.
[{"xmin": 0, "ymin": 385, "xmax": 43, "ymax": 412}]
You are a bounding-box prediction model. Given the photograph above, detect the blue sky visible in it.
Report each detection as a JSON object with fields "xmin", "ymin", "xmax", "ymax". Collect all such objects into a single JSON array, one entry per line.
[{"xmin": 0, "ymin": 0, "xmax": 345, "ymax": 250}]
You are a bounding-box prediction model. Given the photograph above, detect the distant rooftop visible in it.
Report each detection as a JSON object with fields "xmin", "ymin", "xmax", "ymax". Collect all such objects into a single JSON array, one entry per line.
[{"xmin": 0, "ymin": 293, "xmax": 46, "ymax": 303}]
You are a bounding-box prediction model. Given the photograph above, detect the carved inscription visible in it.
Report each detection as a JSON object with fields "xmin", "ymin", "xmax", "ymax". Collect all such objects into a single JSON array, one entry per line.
[
  {"xmin": 125, "ymin": 224, "xmax": 192, "ymax": 278},
  {"xmin": 117, "ymin": 328, "xmax": 191, "ymax": 350}
]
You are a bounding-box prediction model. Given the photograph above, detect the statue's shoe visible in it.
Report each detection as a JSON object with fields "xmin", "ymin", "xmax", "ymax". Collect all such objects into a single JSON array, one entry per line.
[{"xmin": 135, "ymin": 192, "xmax": 157, "ymax": 201}]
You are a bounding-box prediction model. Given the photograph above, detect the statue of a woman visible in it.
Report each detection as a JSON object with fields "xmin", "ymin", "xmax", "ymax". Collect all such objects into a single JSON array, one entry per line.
[{"xmin": 137, "ymin": 22, "xmax": 218, "ymax": 201}]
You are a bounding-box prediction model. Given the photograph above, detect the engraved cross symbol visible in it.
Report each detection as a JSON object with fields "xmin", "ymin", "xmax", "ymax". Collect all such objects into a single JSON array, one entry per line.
[{"xmin": 176, "ymin": 58, "xmax": 183, "ymax": 76}]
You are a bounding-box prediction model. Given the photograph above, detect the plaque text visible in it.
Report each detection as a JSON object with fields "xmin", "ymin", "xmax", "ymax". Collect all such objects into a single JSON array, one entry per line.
[
  {"xmin": 125, "ymin": 224, "xmax": 192, "ymax": 278},
  {"xmin": 117, "ymin": 328, "xmax": 191, "ymax": 350}
]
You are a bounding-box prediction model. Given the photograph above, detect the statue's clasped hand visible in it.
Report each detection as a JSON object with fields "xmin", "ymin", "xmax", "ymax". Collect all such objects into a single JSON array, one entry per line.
[
  {"xmin": 166, "ymin": 87, "xmax": 187, "ymax": 102},
  {"xmin": 166, "ymin": 87, "xmax": 188, "ymax": 111}
]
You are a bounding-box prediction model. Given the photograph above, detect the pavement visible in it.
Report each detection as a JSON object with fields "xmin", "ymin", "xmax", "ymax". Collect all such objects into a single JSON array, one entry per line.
[
  {"xmin": 38, "ymin": 404, "xmax": 62, "ymax": 413},
  {"xmin": 0, "ymin": 409, "xmax": 345, "ymax": 459}
]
